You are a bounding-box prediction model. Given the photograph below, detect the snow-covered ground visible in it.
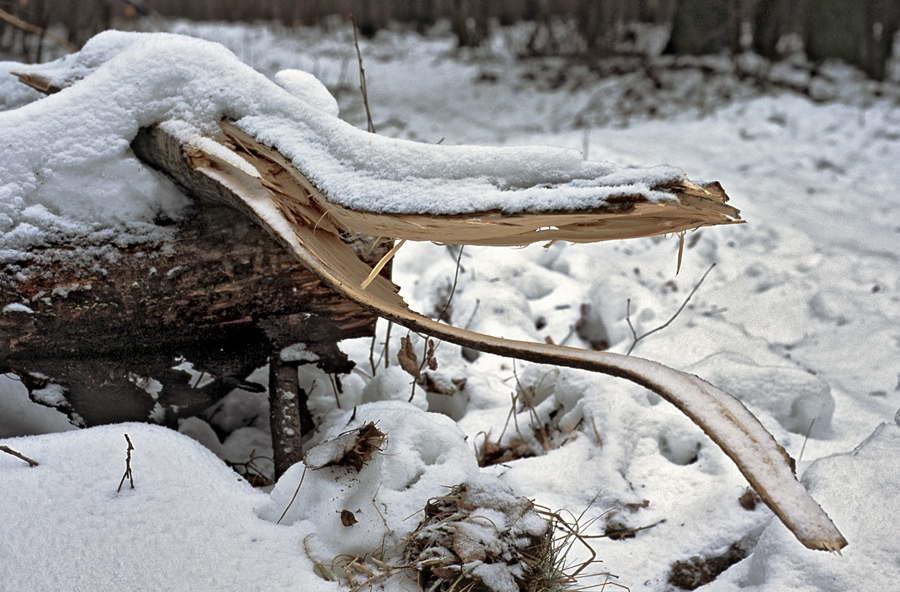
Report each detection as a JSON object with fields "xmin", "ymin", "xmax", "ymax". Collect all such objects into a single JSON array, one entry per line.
[{"xmin": 2, "ymin": 21, "xmax": 899, "ymax": 592}]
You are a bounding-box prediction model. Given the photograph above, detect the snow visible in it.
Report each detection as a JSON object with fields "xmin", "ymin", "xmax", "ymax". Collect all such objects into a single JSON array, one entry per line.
[
  {"xmin": 2, "ymin": 302, "xmax": 34, "ymax": 314},
  {"xmin": 0, "ymin": 423, "xmax": 339, "ymax": 592},
  {"xmin": 274, "ymin": 68, "xmax": 341, "ymax": 117},
  {"xmin": 0, "ymin": 63, "xmax": 42, "ymax": 111},
  {"xmin": 264, "ymin": 401, "xmax": 478, "ymax": 561},
  {"xmin": 279, "ymin": 342, "xmax": 319, "ymax": 363},
  {"xmin": 2, "ymin": 20, "xmax": 900, "ymax": 592},
  {"xmin": 703, "ymin": 422, "xmax": 900, "ymax": 592}
]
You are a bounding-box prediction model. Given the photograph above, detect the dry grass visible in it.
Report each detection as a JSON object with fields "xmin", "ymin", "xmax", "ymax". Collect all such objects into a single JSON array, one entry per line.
[{"xmin": 314, "ymin": 481, "xmax": 627, "ymax": 592}]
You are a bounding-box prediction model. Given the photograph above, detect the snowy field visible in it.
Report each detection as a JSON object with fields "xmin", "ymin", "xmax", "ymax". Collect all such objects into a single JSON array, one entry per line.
[{"xmin": 2, "ymin": 21, "xmax": 900, "ymax": 592}]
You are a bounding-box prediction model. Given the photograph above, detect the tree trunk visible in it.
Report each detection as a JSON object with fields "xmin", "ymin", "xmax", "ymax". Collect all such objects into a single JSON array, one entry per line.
[
  {"xmin": 862, "ymin": 0, "xmax": 900, "ymax": 81},
  {"xmin": 664, "ymin": 0, "xmax": 738, "ymax": 55},
  {"xmin": 804, "ymin": 0, "xmax": 867, "ymax": 68}
]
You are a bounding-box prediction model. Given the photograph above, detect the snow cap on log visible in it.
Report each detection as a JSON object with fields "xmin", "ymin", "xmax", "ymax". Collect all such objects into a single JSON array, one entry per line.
[{"xmin": 4, "ymin": 30, "xmax": 740, "ymax": 257}]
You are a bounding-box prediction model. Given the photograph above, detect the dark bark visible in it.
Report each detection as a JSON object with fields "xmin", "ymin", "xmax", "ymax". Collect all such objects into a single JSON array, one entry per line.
[
  {"xmin": 803, "ymin": 0, "xmax": 899, "ymax": 81},
  {"xmin": 862, "ymin": 0, "xmax": 900, "ymax": 81},
  {"xmin": 1, "ymin": 126, "xmax": 387, "ymax": 435},
  {"xmin": 805, "ymin": 0, "xmax": 867, "ymax": 67},
  {"xmin": 268, "ymin": 353, "xmax": 310, "ymax": 480},
  {"xmin": 753, "ymin": 0, "xmax": 791, "ymax": 59}
]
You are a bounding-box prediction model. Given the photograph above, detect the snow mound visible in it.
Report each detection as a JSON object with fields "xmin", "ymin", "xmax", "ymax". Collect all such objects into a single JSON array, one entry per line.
[
  {"xmin": 274, "ymin": 68, "xmax": 340, "ymax": 117},
  {"xmin": 261, "ymin": 401, "xmax": 478, "ymax": 559},
  {"xmin": 0, "ymin": 423, "xmax": 339, "ymax": 592},
  {"xmin": 691, "ymin": 352, "xmax": 835, "ymax": 437}
]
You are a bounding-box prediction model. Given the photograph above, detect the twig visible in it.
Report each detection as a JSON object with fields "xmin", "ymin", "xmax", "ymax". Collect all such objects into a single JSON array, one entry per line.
[
  {"xmin": 0, "ymin": 445, "xmax": 38, "ymax": 467},
  {"xmin": 350, "ymin": 16, "xmax": 382, "ymax": 372},
  {"xmin": 277, "ymin": 465, "xmax": 308, "ymax": 524},
  {"xmin": 369, "ymin": 323, "xmax": 378, "ymax": 376},
  {"xmin": 558, "ymin": 324, "xmax": 576, "ymax": 346},
  {"xmin": 329, "ymin": 374, "xmax": 342, "ymax": 409},
  {"xmin": 117, "ymin": 434, "xmax": 135, "ymax": 492},
  {"xmin": 361, "ymin": 239, "xmax": 405, "ymax": 289},
  {"xmin": 409, "ymin": 245, "xmax": 468, "ymax": 402},
  {"xmin": 435, "ymin": 245, "xmax": 465, "ymax": 324},
  {"xmin": 383, "ymin": 321, "xmax": 393, "ymax": 369},
  {"xmin": 226, "ymin": 449, "xmax": 275, "ymax": 487},
  {"xmin": 349, "ymin": 14, "xmax": 376, "ymax": 134},
  {"xmin": 798, "ymin": 418, "xmax": 816, "ymax": 465},
  {"xmin": 626, "ymin": 263, "xmax": 716, "ymax": 355}
]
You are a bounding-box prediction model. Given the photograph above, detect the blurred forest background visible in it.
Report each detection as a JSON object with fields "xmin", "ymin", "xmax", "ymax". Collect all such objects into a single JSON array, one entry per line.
[{"xmin": 2, "ymin": 0, "xmax": 899, "ymax": 81}]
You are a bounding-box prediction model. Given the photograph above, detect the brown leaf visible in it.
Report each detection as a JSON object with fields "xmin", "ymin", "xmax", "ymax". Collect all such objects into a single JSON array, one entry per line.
[
  {"xmin": 739, "ymin": 488, "xmax": 761, "ymax": 511},
  {"xmin": 341, "ymin": 509, "xmax": 358, "ymax": 527},
  {"xmin": 398, "ymin": 335, "xmax": 420, "ymax": 379},
  {"xmin": 426, "ymin": 338, "xmax": 438, "ymax": 371},
  {"xmin": 303, "ymin": 422, "xmax": 386, "ymax": 472}
]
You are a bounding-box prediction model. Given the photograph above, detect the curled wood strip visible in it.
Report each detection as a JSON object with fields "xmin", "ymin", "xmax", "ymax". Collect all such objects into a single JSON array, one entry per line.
[{"xmin": 184, "ymin": 132, "xmax": 846, "ymax": 553}]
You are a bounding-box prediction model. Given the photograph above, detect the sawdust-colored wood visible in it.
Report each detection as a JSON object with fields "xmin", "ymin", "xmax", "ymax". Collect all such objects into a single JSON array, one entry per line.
[{"xmin": 218, "ymin": 121, "xmax": 742, "ymax": 248}]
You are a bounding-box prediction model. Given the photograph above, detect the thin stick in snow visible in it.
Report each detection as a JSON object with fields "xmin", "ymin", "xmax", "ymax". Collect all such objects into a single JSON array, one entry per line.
[
  {"xmin": 277, "ymin": 465, "xmax": 307, "ymax": 525},
  {"xmin": 626, "ymin": 262, "xmax": 716, "ymax": 355},
  {"xmin": 117, "ymin": 434, "xmax": 135, "ymax": 492},
  {"xmin": 349, "ymin": 14, "xmax": 376, "ymax": 134},
  {"xmin": 798, "ymin": 418, "xmax": 817, "ymax": 465},
  {"xmin": 0, "ymin": 445, "xmax": 39, "ymax": 467}
]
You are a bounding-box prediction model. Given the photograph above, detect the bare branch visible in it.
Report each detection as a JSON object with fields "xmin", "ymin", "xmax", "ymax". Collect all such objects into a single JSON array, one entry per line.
[
  {"xmin": 626, "ymin": 263, "xmax": 716, "ymax": 355},
  {"xmin": 349, "ymin": 14, "xmax": 376, "ymax": 134},
  {"xmin": 117, "ymin": 434, "xmax": 135, "ymax": 492},
  {"xmin": 0, "ymin": 8, "xmax": 78, "ymax": 52},
  {"xmin": 125, "ymin": 108, "xmax": 842, "ymax": 553},
  {"xmin": 0, "ymin": 445, "xmax": 38, "ymax": 467}
]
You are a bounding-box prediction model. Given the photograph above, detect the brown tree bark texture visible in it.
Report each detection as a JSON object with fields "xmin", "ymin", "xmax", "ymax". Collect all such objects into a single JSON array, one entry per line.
[{"xmin": 0, "ymin": 126, "xmax": 388, "ymax": 430}]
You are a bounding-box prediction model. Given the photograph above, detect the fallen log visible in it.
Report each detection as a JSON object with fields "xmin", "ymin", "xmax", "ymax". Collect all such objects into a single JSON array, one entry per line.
[
  {"xmin": 2, "ymin": 33, "xmax": 845, "ymax": 552},
  {"xmin": 1, "ymin": 125, "xmax": 389, "ymax": 480}
]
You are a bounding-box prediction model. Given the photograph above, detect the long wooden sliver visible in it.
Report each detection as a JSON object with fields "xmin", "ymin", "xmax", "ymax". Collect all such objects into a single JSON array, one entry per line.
[{"xmin": 184, "ymin": 125, "xmax": 847, "ymax": 553}]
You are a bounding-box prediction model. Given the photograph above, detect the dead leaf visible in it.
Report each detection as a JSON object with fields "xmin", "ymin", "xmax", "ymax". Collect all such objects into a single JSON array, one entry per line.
[
  {"xmin": 303, "ymin": 422, "xmax": 386, "ymax": 472},
  {"xmin": 341, "ymin": 509, "xmax": 358, "ymax": 527},
  {"xmin": 426, "ymin": 338, "xmax": 438, "ymax": 371},
  {"xmin": 398, "ymin": 335, "xmax": 420, "ymax": 379},
  {"xmin": 739, "ymin": 488, "xmax": 761, "ymax": 511}
]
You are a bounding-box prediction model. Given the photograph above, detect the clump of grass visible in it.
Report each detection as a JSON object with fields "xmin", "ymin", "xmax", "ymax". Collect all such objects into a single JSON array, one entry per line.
[
  {"xmin": 308, "ymin": 479, "xmax": 627, "ymax": 592},
  {"xmin": 525, "ymin": 506, "xmax": 629, "ymax": 592},
  {"xmin": 400, "ymin": 481, "xmax": 625, "ymax": 592}
]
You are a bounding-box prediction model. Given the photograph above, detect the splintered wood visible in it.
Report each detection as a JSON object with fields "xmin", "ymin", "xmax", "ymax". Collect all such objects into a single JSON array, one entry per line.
[
  {"xmin": 214, "ymin": 121, "xmax": 742, "ymax": 248},
  {"xmin": 181, "ymin": 123, "xmax": 847, "ymax": 554}
]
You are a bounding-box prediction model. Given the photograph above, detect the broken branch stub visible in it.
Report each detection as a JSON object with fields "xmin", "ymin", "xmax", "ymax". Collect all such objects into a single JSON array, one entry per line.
[{"xmin": 175, "ymin": 124, "xmax": 845, "ymax": 553}]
